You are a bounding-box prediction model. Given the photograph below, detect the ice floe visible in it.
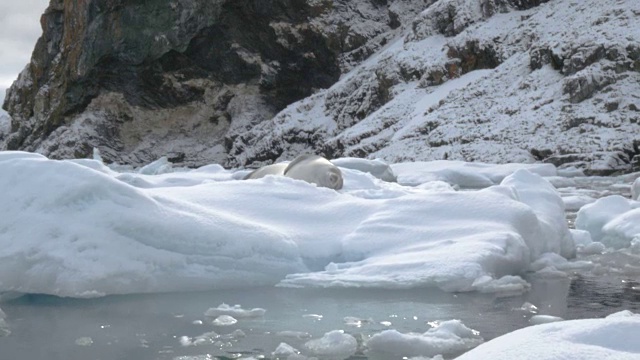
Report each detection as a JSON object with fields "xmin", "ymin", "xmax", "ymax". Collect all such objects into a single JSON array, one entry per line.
[{"xmin": 0, "ymin": 152, "xmax": 577, "ymax": 297}]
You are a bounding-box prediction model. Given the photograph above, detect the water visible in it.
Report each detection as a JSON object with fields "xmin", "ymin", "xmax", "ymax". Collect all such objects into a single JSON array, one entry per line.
[{"xmin": 1, "ymin": 173, "xmax": 639, "ymax": 360}]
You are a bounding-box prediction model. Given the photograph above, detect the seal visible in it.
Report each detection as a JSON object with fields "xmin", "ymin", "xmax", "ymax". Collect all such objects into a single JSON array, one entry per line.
[
  {"xmin": 283, "ymin": 154, "xmax": 343, "ymax": 190},
  {"xmin": 243, "ymin": 163, "xmax": 288, "ymax": 180}
]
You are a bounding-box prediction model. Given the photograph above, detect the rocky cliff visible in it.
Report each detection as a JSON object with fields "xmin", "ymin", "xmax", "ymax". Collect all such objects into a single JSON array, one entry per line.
[
  {"xmin": 1, "ymin": 0, "xmax": 426, "ymax": 166},
  {"xmin": 3, "ymin": 0, "xmax": 640, "ymax": 173}
]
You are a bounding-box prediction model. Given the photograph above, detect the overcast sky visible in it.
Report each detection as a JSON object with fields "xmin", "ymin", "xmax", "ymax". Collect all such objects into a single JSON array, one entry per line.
[{"xmin": 0, "ymin": 0, "xmax": 49, "ymax": 111}]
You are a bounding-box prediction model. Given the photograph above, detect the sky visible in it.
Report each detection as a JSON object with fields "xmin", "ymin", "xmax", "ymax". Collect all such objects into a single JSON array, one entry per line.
[{"xmin": 0, "ymin": 0, "xmax": 49, "ymax": 112}]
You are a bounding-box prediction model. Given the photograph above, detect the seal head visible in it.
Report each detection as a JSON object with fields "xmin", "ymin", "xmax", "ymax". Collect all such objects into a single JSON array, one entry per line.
[{"xmin": 284, "ymin": 154, "xmax": 343, "ymax": 190}]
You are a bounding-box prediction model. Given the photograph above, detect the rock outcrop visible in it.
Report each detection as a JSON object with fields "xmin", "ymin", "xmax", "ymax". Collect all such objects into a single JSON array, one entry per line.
[
  {"xmin": 227, "ymin": 0, "xmax": 640, "ymax": 173},
  {"xmin": 3, "ymin": 0, "xmax": 640, "ymax": 174},
  {"xmin": 3, "ymin": 0, "xmax": 424, "ymax": 166}
]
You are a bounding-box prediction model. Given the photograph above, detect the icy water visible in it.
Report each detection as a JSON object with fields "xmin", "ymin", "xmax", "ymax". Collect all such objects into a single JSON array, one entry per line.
[{"xmin": 1, "ymin": 174, "xmax": 639, "ymax": 360}]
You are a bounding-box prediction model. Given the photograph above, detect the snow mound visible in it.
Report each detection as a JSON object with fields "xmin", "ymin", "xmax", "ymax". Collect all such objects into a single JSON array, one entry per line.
[
  {"xmin": 0, "ymin": 152, "xmax": 572, "ymax": 297},
  {"xmin": 457, "ymin": 311, "xmax": 640, "ymax": 360},
  {"xmin": 366, "ymin": 320, "xmax": 483, "ymax": 358}
]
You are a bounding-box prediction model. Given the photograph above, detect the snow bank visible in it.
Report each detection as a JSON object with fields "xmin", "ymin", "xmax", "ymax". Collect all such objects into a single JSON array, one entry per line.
[
  {"xmin": 366, "ymin": 320, "xmax": 483, "ymax": 358},
  {"xmin": 456, "ymin": 311, "xmax": 640, "ymax": 360},
  {"xmin": 576, "ymin": 195, "xmax": 640, "ymax": 249},
  {"xmin": 0, "ymin": 152, "xmax": 572, "ymax": 297}
]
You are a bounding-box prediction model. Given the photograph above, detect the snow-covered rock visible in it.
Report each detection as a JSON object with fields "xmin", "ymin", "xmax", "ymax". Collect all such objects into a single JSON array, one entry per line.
[
  {"xmin": 231, "ymin": 0, "xmax": 640, "ymax": 174},
  {"xmin": 3, "ymin": 0, "xmax": 639, "ymax": 174}
]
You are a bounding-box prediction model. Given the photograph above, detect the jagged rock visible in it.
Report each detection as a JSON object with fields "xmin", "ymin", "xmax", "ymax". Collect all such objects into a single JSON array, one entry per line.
[
  {"xmin": 2, "ymin": 0, "xmax": 640, "ymax": 175},
  {"xmin": 2, "ymin": 0, "xmax": 425, "ymax": 166}
]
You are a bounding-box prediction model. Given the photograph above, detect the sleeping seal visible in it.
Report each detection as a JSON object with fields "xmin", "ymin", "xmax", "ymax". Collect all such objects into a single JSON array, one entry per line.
[
  {"xmin": 284, "ymin": 154, "xmax": 343, "ymax": 190},
  {"xmin": 243, "ymin": 163, "xmax": 288, "ymax": 180}
]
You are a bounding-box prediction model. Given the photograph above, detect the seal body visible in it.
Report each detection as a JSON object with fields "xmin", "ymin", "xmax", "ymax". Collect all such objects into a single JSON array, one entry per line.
[
  {"xmin": 243, "ymin": 163, "xmax": 288, "ymax": 180},
  {"xmin": 284, "ymin": 154, "xmax": 344, "ymax": 190}
]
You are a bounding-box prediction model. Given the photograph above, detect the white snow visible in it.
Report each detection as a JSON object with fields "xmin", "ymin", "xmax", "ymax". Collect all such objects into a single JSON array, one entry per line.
[
  {"xmin": 0, "ymin": 152, "xmax": 577, "ymax": 297},
  {"xmin": 456, "ymin": 311, "xmax": 640, "ymax": 360},
  {"xmin": 366, "ymin": 319, "xmax": 483, "ymax": 358}
]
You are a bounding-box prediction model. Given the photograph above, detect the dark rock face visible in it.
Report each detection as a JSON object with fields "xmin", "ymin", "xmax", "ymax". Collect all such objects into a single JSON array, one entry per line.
[{"xmin": 3, "ymin": 0, "xmax": 421, "ymax": 166}]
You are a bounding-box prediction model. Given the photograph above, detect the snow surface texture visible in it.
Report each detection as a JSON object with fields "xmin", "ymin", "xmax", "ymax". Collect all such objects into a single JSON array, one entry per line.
[
  {"xmin": 0, "ymin": 152, "xmax": 573, "ymax": 297},
  {"xmin": 230, "ymin": 0, "xmax": 640, "ymax": 173},
  {"xmin": 456, "ymin": 311, "xmax": 640, "ymax": 360}
]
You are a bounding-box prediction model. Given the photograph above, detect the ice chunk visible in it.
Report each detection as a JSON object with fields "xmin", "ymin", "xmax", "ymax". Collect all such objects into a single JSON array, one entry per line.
[
  {"xmin": 273, "ymin": 342, "xmax": 300, "ymax": 357},
  {"xmin": 576, "ymin": 195, "xmax": 640, "ymax": 248},
  {"xmin": 75, "ymin": 337, "xmax": 93, "ymax": 346},
  {"xmin": 304, "ymin": 330, "xmax": 357, "ymax": 358},
  {"xmin": 331, "ymin": 157, "xmax": 397, "ymax": 182},
  {"xmin": 138, "ymin": 156, "xmax": 173, "ymax": 175},
  {"xmin": 472, "ymin": 275, "xmax": 530, "ymax": 295},
  {"xmin": 211, "ymin": 315, "xmax": 238, "ymax": 326},
  {"xmin": 529, "ymin": 315, "xmax": 564, "ymax": 325},
  {"xmin": 204, "ymin": 304, "xmax": 266, "ymax": 318},
  {"xmin": 570, "ymin": 229, "xmax": 593, "ymax": 247},
  {"xmin": 179, "ymin": 331, "xmax": 219, "ymax": 346},
  {"xmin": 366, "ymin": 320, "xmax": 483, "ymax": 358}
]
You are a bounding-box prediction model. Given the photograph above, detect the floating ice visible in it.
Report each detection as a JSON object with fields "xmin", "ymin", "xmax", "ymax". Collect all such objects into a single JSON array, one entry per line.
[
  {"xmin": 518, "ymin": 302, "xmax": 538, "ymax": 314},
  {"xmin": 576, "ymin": 195, "xmax": 640, "ymax": 249},
  {"xmin": 211, "ymin": 315, "xmax": 238, "ymax": 326},
  {"xmin": 529, "ymin": 315, "xmax": 564, "ymax": 325},
  {"xmin": 331, "ymin": 157, "xmax": 397, "ymax": 182},
  {"xmin": 74, "ymin": 337, "xmax": 93, "ymax": 346},
  {"xmin": 562, "ymin": 195, "xmax": 596, "ymax": 212},
  {"xmin": 471, "ymin": 275, "xmax": 530, "ymax": 295},
  {"xmin": 276, "ymin": 331, "xmax": 312, "ymax": 339},
  {"xmin": 0, "ymin": 152, "xmax": 574, "ymax": 297},
  {"xmin": 343, "ymin": 316, "xmax": 373, "ymax": 327},
  {"xmin": 204, "ymin": 304, "xmax": 266, "ymax": 319},
  {"xmin": 366, "ymin": 320, "xmax": 483, "ymax": 358},
  {"xmin": 179, "ymin": 331, "xmax": 219, "ymax": 346},
  {"xmin": 273, "ymin": 342, "xmax": 301, "ymax": 358},
  {"xmin": 456, "ymin": 311, "xmax": 640, "ymax": 360},
  {"xmin": 304, "ymin": 330, "xmax": 357, "ymax": 358}
]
